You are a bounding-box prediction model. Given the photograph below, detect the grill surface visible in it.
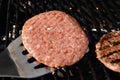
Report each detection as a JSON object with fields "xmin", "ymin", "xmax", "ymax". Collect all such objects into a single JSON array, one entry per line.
[{"xmin": 0, "ymin": 0, "xmax": 120, "ymax": 80}]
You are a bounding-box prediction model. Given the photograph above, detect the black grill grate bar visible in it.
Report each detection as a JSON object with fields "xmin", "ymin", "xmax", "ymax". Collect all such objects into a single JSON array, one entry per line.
[
  {"xmin": 53, "ymin": 71, "xmax": 58, "ymax": 80},
  {"xmin": 80, "ymin": 0, "xmax": 104, "ymax": 36},
  {"xmin": 0, "ymin": 0, "xmax": 2, "ymax": 13},
  {"xmin": 91, "ymin": 2, "xmax": 119, "ymax": 29},
  {"xmin": 5, "ymin": 0, "xmax": 11, "ymax": 46},
  {"xmin": 14, "ymin": 0, "xmax": 19, "ymax": 38},
  {"xmin": 77, "ymin": 6, "xmax": 102, "ymax": 42},
  {"xmin": 60, "ymin": 67, "xmax": 71, "ymax": 80},
  {"xmin": 87, "ymin": 55, "xmax": 112, "ymax": 80},
  {"xmin": 14, "ymin": 1, "xmax": 26, "ymax": 12},
  {"xmin": 75, "ymin": 67, "xmax": 84, "ymax": 80},
  {"xmin": 25, "ymin": 1, "xmax": 35, "ymax": 17},
  {"xmin": 90, "ymin": 0, "xmax": 119, "ymax": 31},
  {"xmin": 102, "ymin": 1, "xmax": 119, "ymax": 20},
  {"xmin": 113, "ymin": 1, "xmax": 120, "ymax": 10},
  {"xmin": 99, "ymin": 1, "xmax": 119, "ymax": 29},
  {"xmin": 107, "ymin": 1, "xmax": 120, "ymax": 15},
  {"xmin": 87, "ymin": 60, "xmax": 98, "ymax": 80},
  {"xmin": 102, "ymin": 65, "xmax": 111, "ymax": 80}
]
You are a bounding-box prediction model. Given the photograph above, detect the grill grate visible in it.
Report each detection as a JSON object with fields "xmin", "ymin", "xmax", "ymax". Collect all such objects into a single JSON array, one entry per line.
[{"xmin": 0, "ymin": 0, "xmax": 120, "ymax": 80}]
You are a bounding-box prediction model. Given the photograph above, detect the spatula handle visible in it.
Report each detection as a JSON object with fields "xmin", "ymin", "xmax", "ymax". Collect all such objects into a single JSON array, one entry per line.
[{"xmin": 0, "ymin": 49, "xmax": 19, "ymax": 77}]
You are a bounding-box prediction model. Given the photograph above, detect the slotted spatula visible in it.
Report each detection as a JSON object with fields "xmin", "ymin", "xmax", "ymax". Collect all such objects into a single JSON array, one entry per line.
[{"xmin": 0, "ymin": 36, "xmax": 51, "ymax": 78}]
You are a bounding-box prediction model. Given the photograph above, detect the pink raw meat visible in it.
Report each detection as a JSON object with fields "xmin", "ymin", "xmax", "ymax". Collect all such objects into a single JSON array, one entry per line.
[{"xmin": 22, "ymin": 10, "xmax": 89, "ymax": 68}]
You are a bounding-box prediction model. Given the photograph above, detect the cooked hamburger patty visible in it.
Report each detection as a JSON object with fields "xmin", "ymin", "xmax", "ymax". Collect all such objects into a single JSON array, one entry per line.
[
  {"xmin": 96, "ymin": 30, "xmax": 120, "ymax": 72},
  {"xmin": 22, "ymin": 10, "xmax": 89, "ymax": 68}
]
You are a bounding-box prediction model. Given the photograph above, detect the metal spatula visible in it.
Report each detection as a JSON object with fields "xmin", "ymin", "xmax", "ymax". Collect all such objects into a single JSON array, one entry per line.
[{"xmin": 0, "ymin": 36, "xmax": 51, "ymax": 78}]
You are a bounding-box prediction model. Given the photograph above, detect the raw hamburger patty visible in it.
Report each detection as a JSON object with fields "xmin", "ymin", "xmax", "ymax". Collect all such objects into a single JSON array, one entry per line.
[
  {"xmin": 96, "ymin": 30, "xmax": 120, "ymax": 72},
  {"xmin": 22, "ymin": 10, "xmax": 89, "ymax": 68}
]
